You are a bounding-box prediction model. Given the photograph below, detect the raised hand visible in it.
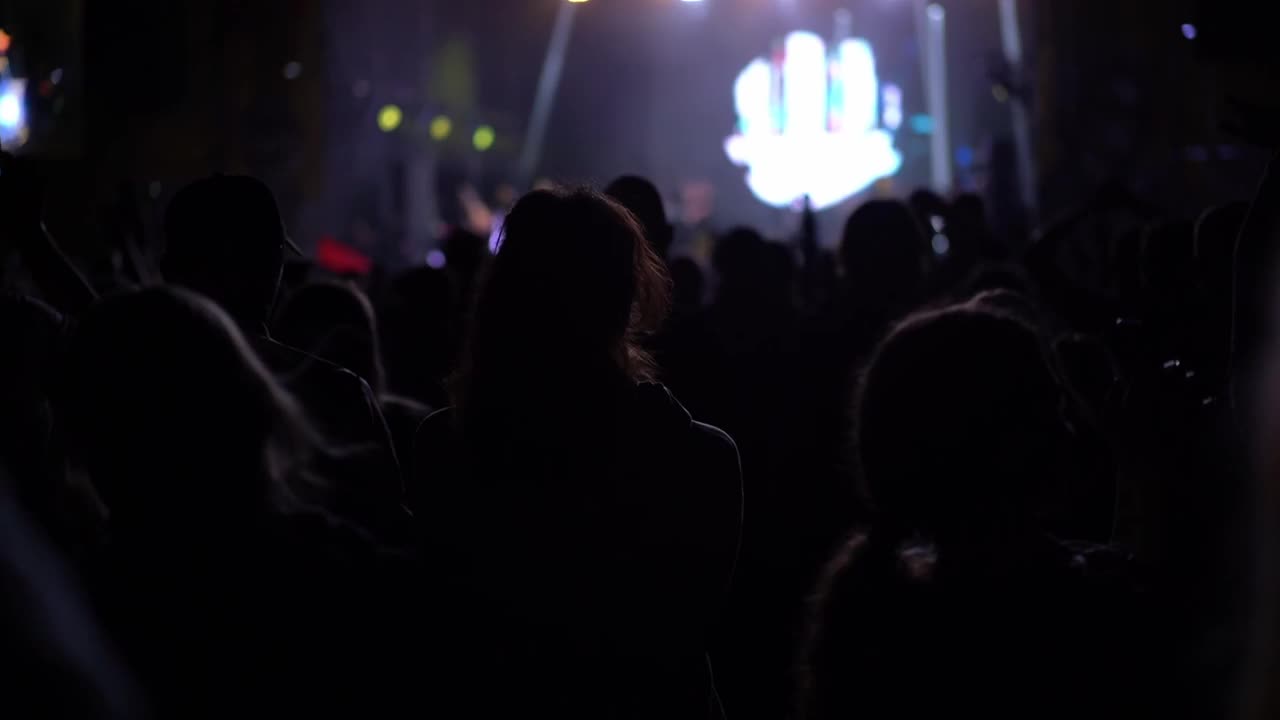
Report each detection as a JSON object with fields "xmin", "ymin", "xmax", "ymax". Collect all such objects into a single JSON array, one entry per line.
[{"xmin": 724, "ymin": 31, "xmax": 902, "ymax": 211}]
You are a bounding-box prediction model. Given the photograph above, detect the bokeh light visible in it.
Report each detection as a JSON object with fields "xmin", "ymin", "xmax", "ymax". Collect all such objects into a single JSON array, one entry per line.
[
  {"xmin": 473, "ymin": 124, "xmax": 496, "ymax": 152},
  {"xmin": 377, "ymin": 104, "xmax": 403, "ymax": 133},
  {"xmin": 430, "ymin": 115, "xmax": 453, "ymax": 141}
]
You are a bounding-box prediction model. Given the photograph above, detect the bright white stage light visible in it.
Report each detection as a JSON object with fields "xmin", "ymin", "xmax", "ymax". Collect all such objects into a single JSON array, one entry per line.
[
  {"xmin": 725, "ymin": 32, "xmax": 902, "ymax": 211},
  {"xmin": 0, "ymin": 86, "xmax": 22, "ymax": 129}
]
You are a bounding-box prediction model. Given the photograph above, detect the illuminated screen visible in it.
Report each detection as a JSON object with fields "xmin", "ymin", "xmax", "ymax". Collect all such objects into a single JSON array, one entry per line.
[{"xmin": 724, "ymin": 31, "xmax": 902, "ymax": 210}]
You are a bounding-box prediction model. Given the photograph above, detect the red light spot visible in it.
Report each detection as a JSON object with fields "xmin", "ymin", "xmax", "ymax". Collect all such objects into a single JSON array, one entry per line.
[
  {"xmin": 316, "ymin": 235, "xmax": 373, "ymax": 275},
  {"xmin": 0, "ymin": 30, "xmax": 12, "ymax": 54}
]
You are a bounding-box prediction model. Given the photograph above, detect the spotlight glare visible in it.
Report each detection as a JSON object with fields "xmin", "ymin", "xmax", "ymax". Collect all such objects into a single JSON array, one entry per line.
[
  {"xmin": 0, "ymin": 79, "xmax": 27, "ymax": 148},
  {"xmin": 0, "ymin": 88, "xmax": 23, "ymax": 129}
]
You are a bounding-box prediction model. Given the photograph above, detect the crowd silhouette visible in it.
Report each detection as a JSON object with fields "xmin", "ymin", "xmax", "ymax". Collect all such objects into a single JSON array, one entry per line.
[{"xmin": 1, "ymin": 130, "xmax": 1279, "ymax": 718}]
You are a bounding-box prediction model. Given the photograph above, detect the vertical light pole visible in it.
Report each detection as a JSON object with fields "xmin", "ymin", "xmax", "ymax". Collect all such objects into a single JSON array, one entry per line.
[
  {"xmin": 918, "ymin": 2, "xmax": 952, "ymax": 194},
  {"xmin": 999, "ymin": 0, "xmax": 1036, "ymax": 217},
  {"xmin": 518, "ymin": 2, "xmax": 579, "ymax": 188}
]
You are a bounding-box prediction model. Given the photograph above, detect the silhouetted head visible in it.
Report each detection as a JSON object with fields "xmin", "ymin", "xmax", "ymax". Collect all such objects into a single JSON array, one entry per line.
[
  {"xmin": 1140, "ymin": 219, "xmax": 1196, "ymax": 307},
  {"xmin": 1195, "ymin": 201, "xmax": 1247, "ymax": 298},
  {"xmin": 713, "ymin": 226, "xmax": 769, "ymax": 299},
  {"xmin": 946, "ymin": 192, "xmax": 995, "ymax": 262},
  {"xmin": 606, "ymin": 175, "xmax": 673, "ymax": 260},
  {"xmin": 62, "ymin": 287, "xmax": 306, "ymax": 532},
  {"xmin": 855, "ymin": 299, "xmax": 1063, "ymax": 535},
  {"xmin": 275, "ymin": 281, "xmax": 384, "ymax": 391},
  {"xmin": 964, "ymin": 263, "xmax": 1036, "ymax": 305},
  {"xmin": 161, "ymin": 175, "xmax": 298, "ymax": 331},
  {"xmin": 907, "ymin": 188, "xmax": 948, "ymax": 231},
  {"xmin": 456, "ymin": 188, "xmax": 670, "ymax": 412},
  {"xmin": 839, "ymin": 199, "xmax": 926, "ymax": 313},
  {"xmin": 377, "ymin": 266, "xmax": 454, "ymax": 406},
  {"xmin": 669, "ymin": 257, "xmax": 705, "ymax": 310}
]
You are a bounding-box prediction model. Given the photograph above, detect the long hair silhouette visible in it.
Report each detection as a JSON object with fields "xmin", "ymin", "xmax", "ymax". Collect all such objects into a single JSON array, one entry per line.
[{"xmin": 453, "ymin": 188, "xmax": 670, "ymax": 421}]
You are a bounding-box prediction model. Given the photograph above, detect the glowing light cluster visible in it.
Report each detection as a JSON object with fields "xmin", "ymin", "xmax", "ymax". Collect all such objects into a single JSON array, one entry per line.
[{"xmin": 725, "ymin": 32, "xmax": 902, "ymax": 210}]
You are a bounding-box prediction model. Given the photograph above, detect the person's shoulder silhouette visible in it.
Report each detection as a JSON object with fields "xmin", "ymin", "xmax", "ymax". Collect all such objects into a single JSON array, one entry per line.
[
  {"xmin": 412, "ymin": 187, "xmax": 740, "ymax": 719},
  {"xmin": 162, "ymin": 176, "xmax": 402, "ymax": 533},
  {"xmin": 799, "ymin": 297, "xmax": 1158, "ymax": 720}
]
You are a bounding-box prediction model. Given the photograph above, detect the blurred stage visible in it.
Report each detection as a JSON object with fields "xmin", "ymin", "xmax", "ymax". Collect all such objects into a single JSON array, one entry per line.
[{"xmin": 3, "ymin": 0, "xmax": 1266, "ymax": 268}]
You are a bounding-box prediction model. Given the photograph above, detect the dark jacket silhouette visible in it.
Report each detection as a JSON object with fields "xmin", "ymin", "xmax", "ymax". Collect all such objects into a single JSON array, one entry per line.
[{"xmin": 412, "ymin": 188, "xmax": 741, "ymax": 718}]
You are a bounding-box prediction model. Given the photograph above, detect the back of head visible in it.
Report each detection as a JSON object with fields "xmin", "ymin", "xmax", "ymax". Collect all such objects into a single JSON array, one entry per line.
[
  {"xmin": 1140, "ymin": 219, "xmax": 1196, "ymax": 306},
  {"xmin": 1195, "ymin": 201, "xmax": 1248, "ymax": 297},
  {"xmin": 378, "ymin": 266, "xmax": 453, "ymax": 405},
  {"xmin": 669, "ymin": 257, "xmax": 705, "ymax": 310},
  {"xmin": 62, "ymin": 286, "xmax": 301, "ymax": 528},
  {"xmin": 606, "ymin": 175, "xmax": 673, "ymax": 260},
  {"xmin": 713, "ymin": 226, "xmax": 769, "ymax": 300},
  {"xmin": 458, "ymin": 188, "xmax": 669, "ymax": 413},
  {"xmin": 275, "ymin": 281, "xmax": 383, "ymax": 390},
  {"xmin": 161, "ymin": 175, "xmax": 291, "ymax": 329},
  {"xmin": 855, "ymin": 299, "xmax": 1062, "ymax": 534},
  {"xmin": 839, "ymin": 199, "xmax": 926, "ymax": 312},
  {"xmin": 907, "ymin": 188, "xmax": 947, "ymax": 229},
  {"xmin": 800, "ymin": 531, "xmax": 1147, "ymax": 720}
]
